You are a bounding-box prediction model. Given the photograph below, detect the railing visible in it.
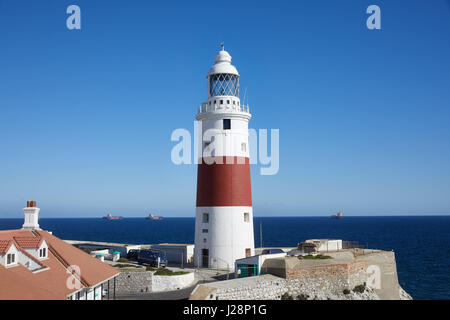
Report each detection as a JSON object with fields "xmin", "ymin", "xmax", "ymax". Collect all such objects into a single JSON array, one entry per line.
[{"xmin": 198, "ymin": 102, "xmax": 250, "ymax": 114}]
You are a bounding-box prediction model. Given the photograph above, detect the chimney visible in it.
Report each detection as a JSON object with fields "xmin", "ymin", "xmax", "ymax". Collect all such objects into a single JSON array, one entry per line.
[{"xmin": 22, "ymin": 200, "xmax": 40, "ymax": 230}]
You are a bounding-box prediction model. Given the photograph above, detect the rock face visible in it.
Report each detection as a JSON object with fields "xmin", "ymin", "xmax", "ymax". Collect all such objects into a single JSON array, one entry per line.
[
  {"xmin": 399, "ymin": 287, "xmax": 413, "ymax": 300},
  {"xmin": 189, "ymin": 249, "xmax": 413, "ymax": 300},
  {"xmin": 190, "ymin": 274, "xmax": 380, "ymax": 300}
]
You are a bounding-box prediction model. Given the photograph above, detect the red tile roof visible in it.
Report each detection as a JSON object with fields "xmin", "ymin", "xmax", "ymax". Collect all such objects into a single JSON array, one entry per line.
[
  {"xmin": 13, "ymin": 236, "xmax": 43, "ymax": 248},
  {"xmin": 0, "ymin": 229, "xmax": 120, "ymax": 300},
  {"xmin": 0, "ymin": 240, "xmax": 13, "ymax": 254}
]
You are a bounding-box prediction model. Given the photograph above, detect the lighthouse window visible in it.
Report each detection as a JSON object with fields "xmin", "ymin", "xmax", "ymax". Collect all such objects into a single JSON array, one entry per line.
[
  {"xmin": 202, "ymin": 229, "xmax": 208, "ymax": 233},
  {"xmin": 227, "ymin": 100, "xmax": 230, "ymax": 104},
  {"xmin": 209, "ymin": 73, "xmax": 239, "ymax": 97},
  {"xmin": 202, "ymin": 213, "xmax": 209, "ymax": 223},
  {"xmin": 244, "ymin": 212, "xmax": 249, "ymax": 222},
  {"xmin": 223, "ymin": 119, "xmax": 231, "ymax": 130}
]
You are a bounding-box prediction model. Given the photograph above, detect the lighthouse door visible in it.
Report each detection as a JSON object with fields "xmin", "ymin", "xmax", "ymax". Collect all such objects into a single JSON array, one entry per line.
[{"xmin": 202, "ymin": 249, "xmax": 209, "ymax": 268}]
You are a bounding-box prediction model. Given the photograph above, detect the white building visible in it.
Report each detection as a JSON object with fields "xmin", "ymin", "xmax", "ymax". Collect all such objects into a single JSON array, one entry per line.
[
  {"xmin": 0, "ymin": 201, "xmax": 120, "ymax": 300},
  {"xmin": 234, "ymin": 252, "xmax": 287, "ymax": 278},
  {"xmin": 194, "ymin": 47, "xmax": 255, "ymax": 271}
]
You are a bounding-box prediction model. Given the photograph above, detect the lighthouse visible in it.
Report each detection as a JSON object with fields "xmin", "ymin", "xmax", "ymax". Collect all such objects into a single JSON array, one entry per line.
[{"xmin": 194, "ymin": 47, "xmax": 255, "ymax": 271}]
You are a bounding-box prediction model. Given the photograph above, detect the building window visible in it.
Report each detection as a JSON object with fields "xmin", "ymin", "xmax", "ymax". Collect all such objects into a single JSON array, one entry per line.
[
  {"xmin": 203, "ymin": 238, "xmax": 207, "ymax": 243},
  {"xmin": 223, "ymin": 119, "xmax": 231, "ymax": 130},
  {"xmin": 241, "ymin": 143, "xmax": 246, "ymax": 152},
  {"xmin": 202, "ymin": 213, "xmax": 209, "ymax": 223},
  {"xmin": 227, "ymin": 100, "xmax": 230, "ymax": 104},
  {"xmin": 220, "ymin": 100, "xmax": 223, "ymax": 104},
  {"xmin": 39, "ymin": 248, "xmax": 46, "ymax": 258},
  {"xmin": 244, "ymin": 212, "xmax": 250, "ymax": 222},
  {"xmin": 6, "ymin": 253, "xmax": 15, "ymax": 265},
  {"xmin": 202, "ymin": 229, "xmax": 208, "ymax": 233},
  {"xmin": 209, "ymin": 101, "xmax": 211, "ymax": 105},
  {"xmin": 233, "ymin": 101, "xmax": 236, "ymax": 105}
]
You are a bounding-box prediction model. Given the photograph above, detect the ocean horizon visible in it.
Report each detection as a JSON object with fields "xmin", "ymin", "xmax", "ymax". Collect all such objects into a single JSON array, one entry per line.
[{"xmin": 1, "ymin": 216, "xmax": 449, "ymax": 300}]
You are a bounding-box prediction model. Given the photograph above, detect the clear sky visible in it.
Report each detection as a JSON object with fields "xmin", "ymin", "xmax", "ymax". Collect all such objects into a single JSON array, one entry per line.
[{"xmin": 0, "ymin": 0, "xmax": 449, "ymax": 217}]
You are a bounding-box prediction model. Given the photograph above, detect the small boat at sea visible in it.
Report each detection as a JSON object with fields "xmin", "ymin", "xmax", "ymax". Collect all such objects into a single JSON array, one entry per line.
[
  {"xmin": 331, "ymin": 211, "xmax": 342, "ymax": 219},
  {"xmin": 103, "ymin": 213, "xmax": 123, "ymax": 220},
  {"xmin": 146, "ymin": 213, "xmax": 163, "ymax": 220}
]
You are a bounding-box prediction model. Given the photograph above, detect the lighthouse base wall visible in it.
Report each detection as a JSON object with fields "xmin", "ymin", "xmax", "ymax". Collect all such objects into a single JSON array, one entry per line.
[{"xmin": 194, "ymin": 206, "xmax": 255, "ymax": 271}]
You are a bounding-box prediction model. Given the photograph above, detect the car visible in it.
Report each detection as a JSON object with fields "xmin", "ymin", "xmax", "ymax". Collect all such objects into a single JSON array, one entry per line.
[
  {"xmin": 261, "ymin": 248, "xmax": 285, "ymax": 255},
  {"xmin": 137, "ymin": 249, "xmax": 168, "ymax": 268},
  {"xmin": 127, "ymin": 249, "xmax": 139, "ymax": 261}
]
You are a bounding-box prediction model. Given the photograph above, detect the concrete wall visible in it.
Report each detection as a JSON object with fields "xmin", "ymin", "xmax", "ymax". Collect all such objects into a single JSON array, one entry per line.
[
  {"xmin": 152, "ymin": 272, "xmax": 195, "ymax": 292},
  {"xmin": 190, "ymin": 250, "xmax": 409, "ymax": 300},
  {"xmin": 115, "ymin": 271, "xmax": 195, "ymax": 294},
  {"xmin": 355, "ymin": 250, "xmax": 401, "ymax": 299},
  {"xmin": 151, "ymin": 245, "xmax": 194, "ymax": 264}
]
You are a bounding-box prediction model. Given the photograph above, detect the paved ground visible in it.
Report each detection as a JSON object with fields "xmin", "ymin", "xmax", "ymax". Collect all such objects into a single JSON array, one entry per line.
[
  {"xmin": 116, "ymin": 284, "xmax": 198, "ymax": 300},
  {"xmin": 115, "ymin": 268, "xmax": 234, "ymax": 300}
]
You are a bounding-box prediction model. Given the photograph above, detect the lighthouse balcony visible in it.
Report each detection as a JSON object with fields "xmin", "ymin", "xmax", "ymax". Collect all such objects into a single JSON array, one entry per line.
[{"xmin": 198, "ymin": 102, "xmax": 250, "ymax": 115}]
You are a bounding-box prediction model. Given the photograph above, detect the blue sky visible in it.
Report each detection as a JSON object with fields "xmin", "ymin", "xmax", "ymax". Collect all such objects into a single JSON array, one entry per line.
[{"xmin": 0, "ymin": 0, "xmax": 449, "ymax": 217}]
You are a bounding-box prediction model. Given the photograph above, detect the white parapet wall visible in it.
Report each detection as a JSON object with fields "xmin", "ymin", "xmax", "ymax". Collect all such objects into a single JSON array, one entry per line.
[
  {"xmin": 151, "ymin": 272, "xmax": 195, "ymax": 292},
  {"xmin": 305, "ymin": 239, "xmax": 342, "ymax": 252}
]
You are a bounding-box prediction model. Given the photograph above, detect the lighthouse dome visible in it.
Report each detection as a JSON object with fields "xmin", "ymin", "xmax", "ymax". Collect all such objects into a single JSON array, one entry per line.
[
  {"xmin": 215, "ymin": 50, "xmax": 231, "ymax": 63},
  {"xmin": 208, "ymin": 50, "xmax": 239, "ymax": 76}
]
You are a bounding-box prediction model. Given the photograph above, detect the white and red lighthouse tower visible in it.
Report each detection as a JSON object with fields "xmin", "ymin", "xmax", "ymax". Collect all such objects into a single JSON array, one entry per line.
[{"xmin": 194, "ymin": 47, "xmax": 254, "ymax": 270}]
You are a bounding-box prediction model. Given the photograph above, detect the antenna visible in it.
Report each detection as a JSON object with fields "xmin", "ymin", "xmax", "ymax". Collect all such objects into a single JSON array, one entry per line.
[
  {"xmin": 260, "ymin": 221, "xmax": 263, "ymax": 248},
  {"xmin": 243, "ymin": 86, "xmax": 248, "ymax": 108}
]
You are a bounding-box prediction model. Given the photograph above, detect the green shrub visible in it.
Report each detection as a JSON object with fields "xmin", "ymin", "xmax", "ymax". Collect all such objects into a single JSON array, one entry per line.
[
  {"xmin": 281, "ymin": 293, "xmax": 293, "ymax": 300},
  {"xmin": 353, "ymin": 283, "xmax": 366, "ymax": 294},
  {"xmin": 146, "ymin": 266, "xmax": 157, "ymax": 271},
  {"xmin": 298, "ymin": 254, "xmax": 333, "ymax": 260},
  {"xmin": 153, "ymin": 268, "xmax": 189, "ymax": 276},
  {"xmin": 117, "ymin": 258, "xmax": 129, "ymax": 263},
  {"xmin": 113, "ymin": 263, "xmax": 140, "ymax": 269},
  {"xmin": 297, "ymin": 293, "xmax": 309, "ymax": 300}
]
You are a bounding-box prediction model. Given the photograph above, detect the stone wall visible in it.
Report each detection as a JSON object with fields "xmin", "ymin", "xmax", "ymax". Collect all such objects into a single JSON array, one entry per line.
[
  {"xmin": 190, "ymin": 274, "xmax": 378, "ymax": 300},
  {"xmin": 190, "ymin": 250, "xmax": 411, "ymax": 300},
  {"xmin": 115, "ymin": 270, "xmax": 195, "ymax": 295},
  {"xmin": 115, "ymin": 271, "xmax": 152, "ymax": 295}
]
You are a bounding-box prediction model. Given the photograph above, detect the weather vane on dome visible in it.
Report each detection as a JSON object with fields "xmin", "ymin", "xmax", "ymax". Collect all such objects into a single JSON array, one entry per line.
[{"xmin": 220, "ymin": 42, "xmax": 224, "ymax": 51}]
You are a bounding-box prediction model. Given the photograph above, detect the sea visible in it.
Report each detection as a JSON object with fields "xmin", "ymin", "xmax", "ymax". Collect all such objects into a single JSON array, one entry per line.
[{"xmin": 1, "ymin": 216, "xmax": 449, "ymax": 300}]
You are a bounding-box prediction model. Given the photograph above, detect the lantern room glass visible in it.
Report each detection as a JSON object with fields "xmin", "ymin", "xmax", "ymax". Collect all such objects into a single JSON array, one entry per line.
[{"xmin": 209, "ymin": 74, "xmax": 239, "ymax": 97}]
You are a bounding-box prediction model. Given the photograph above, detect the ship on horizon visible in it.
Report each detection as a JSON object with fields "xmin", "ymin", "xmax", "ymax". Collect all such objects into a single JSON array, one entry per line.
[
  {"xmin": 146, "ymin": 213, "xmax": 163, "ymax": 220},
  {"xmin": 331, "ymin": 211, "xmax": 343, "ymax": 219},
  {"xmin": 103, "ymin": 213, "xmax": 123, "ymax": 220}
]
